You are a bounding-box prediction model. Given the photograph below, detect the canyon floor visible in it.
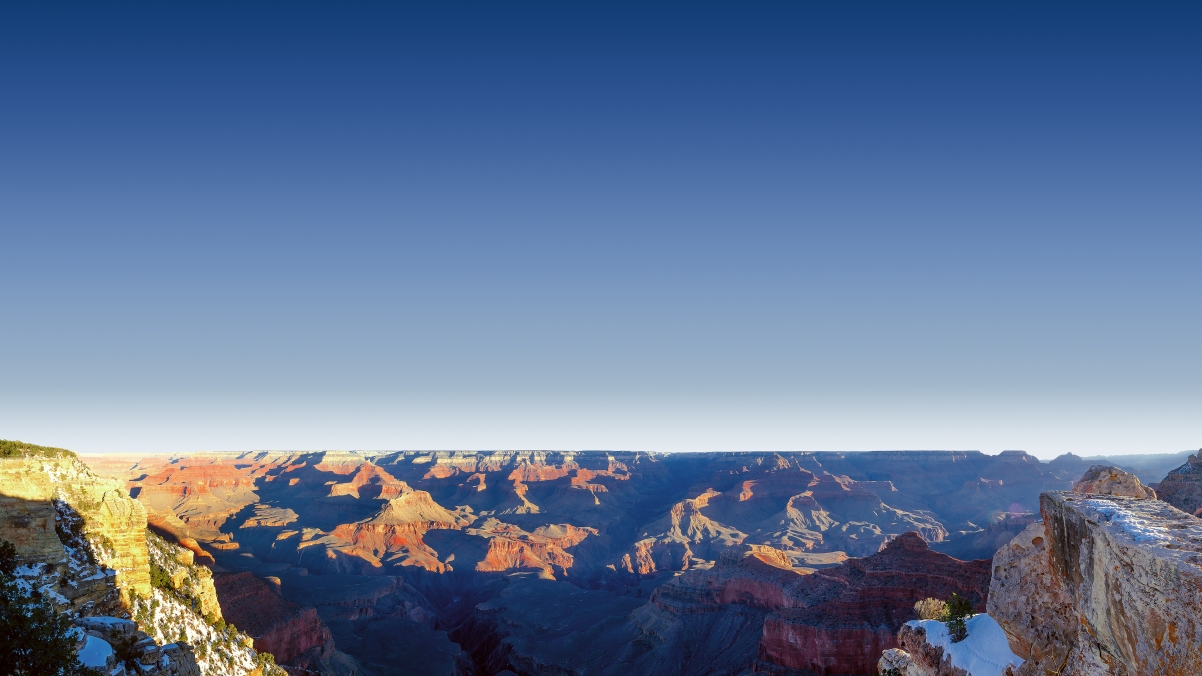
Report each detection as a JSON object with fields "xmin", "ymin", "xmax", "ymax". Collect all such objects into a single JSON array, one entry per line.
[{"xmin": 77, "ymin": 449, "xmax": 1192, "ymax": 676}]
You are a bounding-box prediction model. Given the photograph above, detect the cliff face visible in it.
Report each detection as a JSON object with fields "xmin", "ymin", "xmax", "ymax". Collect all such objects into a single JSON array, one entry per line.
[
  {"xmin": 988, "ymin": 467, "xmax": 1202, "ymax": 676},
  {"xmin": 1155, "ymin": 449, "xmax": 1202, "ymax": 517},
  {"xmin": 147, "ymin": 532, "xmax": 223, "ymax": 620},
  {"xmin": 0, "ymin": 441, "xmax": 288, "ymax": 676},
  {"xmin": 0, "ymin": 451, "xmax": 151, "ymax": 596},
  {"xmin": 758, "ymin": 533, "xmax": 991, "ymax": 675},
  {"xmin": 213, "ymin": 571, "xmax": 335, "ymax": 665}
]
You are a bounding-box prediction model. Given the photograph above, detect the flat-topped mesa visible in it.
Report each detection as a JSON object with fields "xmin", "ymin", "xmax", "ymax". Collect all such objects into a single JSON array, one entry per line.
[
  {"xmin": 988, "ymin": 465, "xmax": 1202, "ymax": 676},
  {"xmin": 1156, "ymin": 449, "xmax": 1202, "ymax": 517}
]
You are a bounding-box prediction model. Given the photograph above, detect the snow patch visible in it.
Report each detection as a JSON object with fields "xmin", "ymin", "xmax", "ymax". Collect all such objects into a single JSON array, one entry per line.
[
  {"xmin": 78, "ymin": 635, "xmax": 114, "ymax": 668},
  {"xmin": 907, "ymin": 614, "xmax": 1023, "ymax": 676},
  {"xmin": 1081, "ymin": 499, "xmax": 1170, "ymax": 543}
]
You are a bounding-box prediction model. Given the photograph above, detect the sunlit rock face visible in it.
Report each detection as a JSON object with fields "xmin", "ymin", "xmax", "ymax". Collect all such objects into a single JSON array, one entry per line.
[
  {"xmin": 0, "ymin": 452, "xmax": 151, "ymax": 596},
  {"xmin": 1071, "ymin": 464, "xmax": 1156, "ymax": 499},
  {"xmin": 1156, "ymin": 449, "xmax": 1202, "ymax": 517},
  {"xmin": 0, "ymin": 442, "xmax": 291, "ymax": 676},
  {"xmin": 988, "ymin": 472, "xmax": 1202, "ymax": 676}
]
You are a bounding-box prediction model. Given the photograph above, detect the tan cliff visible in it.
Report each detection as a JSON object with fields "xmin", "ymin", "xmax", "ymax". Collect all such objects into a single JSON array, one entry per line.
[
  {"xmin": 0, "ymin": 443, "xmax": 151, "ymax": 597},
  {"xmin": 1, "ymin": 441, "xmax": 288, "ymax": 676}
]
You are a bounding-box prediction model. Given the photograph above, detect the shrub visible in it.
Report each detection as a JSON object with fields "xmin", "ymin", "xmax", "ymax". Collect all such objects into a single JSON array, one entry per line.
[
  {"xmin": 940, "ymin": 592, "xmax": 973, "ymax": 642},
  {"xmin": 150, "ymin": 561, "xmax": 174, "ymax": 591},
  {"xmin": 913, "ymin": 597, "xmax": 946, "ymax": 620},
  {"xmin": 0, "ymin": 439, "xmax": 76, "ymax": 459},
  {"xmin": 0, "ymin": 539, "xmax": 88, "ymax": 675}
]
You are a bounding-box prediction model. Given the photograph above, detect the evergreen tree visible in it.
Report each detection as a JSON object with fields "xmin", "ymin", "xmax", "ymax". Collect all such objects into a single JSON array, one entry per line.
[
  {"xmin": 0, "ymin": 540, "xmax": 90, "ymax": 675},
  {"xmin": 940, "ymin": 592, "xmax": 974, "ymax": 642}
]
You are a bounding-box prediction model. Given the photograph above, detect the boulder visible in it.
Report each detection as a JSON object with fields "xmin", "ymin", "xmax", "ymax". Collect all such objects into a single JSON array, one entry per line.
[{"xmin": 1070, "ymin": 464, "xmax": 1155, "ymax": 499}]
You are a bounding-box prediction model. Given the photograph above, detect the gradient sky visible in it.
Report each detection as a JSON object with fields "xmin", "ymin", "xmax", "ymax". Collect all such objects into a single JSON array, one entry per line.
[{"xmin": 1, "ymin": 3, "xmax": 1199, "ymax": 457}]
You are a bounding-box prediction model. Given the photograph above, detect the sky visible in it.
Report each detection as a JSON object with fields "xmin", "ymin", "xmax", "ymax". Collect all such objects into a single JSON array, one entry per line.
[{"xmin": 1, "ymin": 2, "xmax": 1199, "ymax": 458}]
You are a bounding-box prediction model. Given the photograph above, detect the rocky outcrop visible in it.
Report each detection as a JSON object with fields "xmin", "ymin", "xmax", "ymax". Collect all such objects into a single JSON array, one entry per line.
[
  {"xmin": 879, "ymin": 616, "xmax": 1024, "ymax": 676},
  {"xmin": 319, "ymin": 491, "xmax": 466, "ymax": 573},
  {"xmin": 758, "ymin": 532, "xmax": 991, "ymax": 675},
  {"xmin": 1, "ymin": 441, "xmax": 287, "ymax": 676},
  {"xmin": 988, "ymin": 470, "xmax": 1202, "ymax": 676},
  {"xmin": 472, "ymin": 520, "xmax": 597, "ymax": 578},
  {"xmin": 214, "ymin": 571, "xmax": 335, "ymax": 666},
  {"xmin": 147, "ymin": 532, "xmax": 223, "ymax": 620},
  {"xmin": 1155, "ymin": 449, "xmax": 1202, "ymax": 517},
  {"xmin": 0, "ymin": 445, "xmax": 151, "ymax": 596},
  {"xmin": 1071, "ymin": 464, "xmax": 1156, "ymax": 499}
]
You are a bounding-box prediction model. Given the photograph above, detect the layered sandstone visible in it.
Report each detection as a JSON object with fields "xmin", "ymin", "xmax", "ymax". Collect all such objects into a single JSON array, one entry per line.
[
  {"xmin": 319, "ymin": 490, "xmax": 466, "ymax": 573},
  {"xmin": 1155, "ymin": 449, "xmax": 1202, "ymax": 517},
  {"xmin": 1, "ymin": 441, "xmax": 289, "ymax": 676},
  {"xmin": 0, "ymin": 447, "xmax": 151, "ymax": 596}
]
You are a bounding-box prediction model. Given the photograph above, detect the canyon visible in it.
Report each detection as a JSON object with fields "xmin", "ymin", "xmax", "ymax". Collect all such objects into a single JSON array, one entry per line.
[
  {"xmin": 72, "ymin": 447, "xmax": 1189, "ymax": 675},
  {"xmin": 4, "ymin": 442, "xmax": 1198, "ymax": 675}
]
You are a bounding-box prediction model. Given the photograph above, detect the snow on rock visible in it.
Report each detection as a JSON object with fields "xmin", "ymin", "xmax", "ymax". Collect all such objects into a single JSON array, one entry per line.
[
  {"xmin": 988, "ymin": 490, "xmax": 1202, "ymax": 675},
  {"xmin": 909, "ymin": 615, "xmax": 1023, "ymax": 676},
  {"xmin": 879, "ymin": 614, "xmax": 1023, "ymax": 676},
  {"xmin": 78, "ymin": 635, "xmax": 114, "ymax": 669}
]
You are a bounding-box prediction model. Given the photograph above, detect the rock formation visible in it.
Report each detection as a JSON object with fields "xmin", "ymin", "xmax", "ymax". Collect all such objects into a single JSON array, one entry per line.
[
  {"xmin": 879, "ymin": 615, "xmax": 1024, "ymax": 676},
  {"xmin": 213, "ymin": 571, "xmax": 335, "ymax": 665},
  {"xmin": 1155, "ymin": 449, "xmax": 1202, "ymax": 517},
  {"xmin": 986, "ymin": 465, "xmax": 1202, "ymax": 675},
  {"xmin": 0, "ymin": 440, "xmax": 288, "ymax": 676},
  {"xmin": 0, "ymin": 447, "xmax": 151, "ymax": 596},
  {"xmin": 758, "ymin": 533, "xmax": 990, "ymax": 675},
  {"xmin": 1071, "ymin": 464, "xmax": 1156, "ymax": 499}
]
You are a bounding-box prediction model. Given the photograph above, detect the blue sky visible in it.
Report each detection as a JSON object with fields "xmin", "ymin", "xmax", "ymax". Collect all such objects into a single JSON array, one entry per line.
[{"xmin": 1, "ymin": 3, "xmax": 1199, "ymax": 457}]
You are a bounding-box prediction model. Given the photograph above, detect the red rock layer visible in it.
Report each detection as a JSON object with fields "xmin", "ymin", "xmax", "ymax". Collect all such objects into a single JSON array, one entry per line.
[
  {"xmin": 327, "ymin": 463, "xmax": 411, "ymax": 499},
  {"xmin": 213, "ymin": 571, "xmax": 333, "ymax": 665},
  {"xmin": 758, "ymin": 533, "xmax": 991, "ymax": 675},
  {"xmin": 325, "ymin": 491, "xmax": 463, "ymax": 572},
  {"xmin": 474, "ymin": 523, "xmax": 597, "ymax": 577}
]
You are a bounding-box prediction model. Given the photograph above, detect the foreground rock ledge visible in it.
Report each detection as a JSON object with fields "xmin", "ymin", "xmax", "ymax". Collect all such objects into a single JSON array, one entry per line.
[{"xmin": 989, "ymin": 491, "xmax": 1202, "ymax": 675}]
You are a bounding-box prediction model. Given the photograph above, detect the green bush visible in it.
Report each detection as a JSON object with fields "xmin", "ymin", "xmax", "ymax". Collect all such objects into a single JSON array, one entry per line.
[
  {"xmin": 149, "ymin": 561, "xmax": 174, "ymax": 591},
  {"xmin": 0, "ymin": 439, "xmax": 75, "ymax": 459},
  {"xmin": 940, "ymin": 592, "xmax": 973, "ymax": 642},
  {"xmin": 913, "ymin": 597, "xmax": 946, "ymax": 620},
  {"xmin": 0, "ymin": 539, "xmax": 89, "ymax": 675}
]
